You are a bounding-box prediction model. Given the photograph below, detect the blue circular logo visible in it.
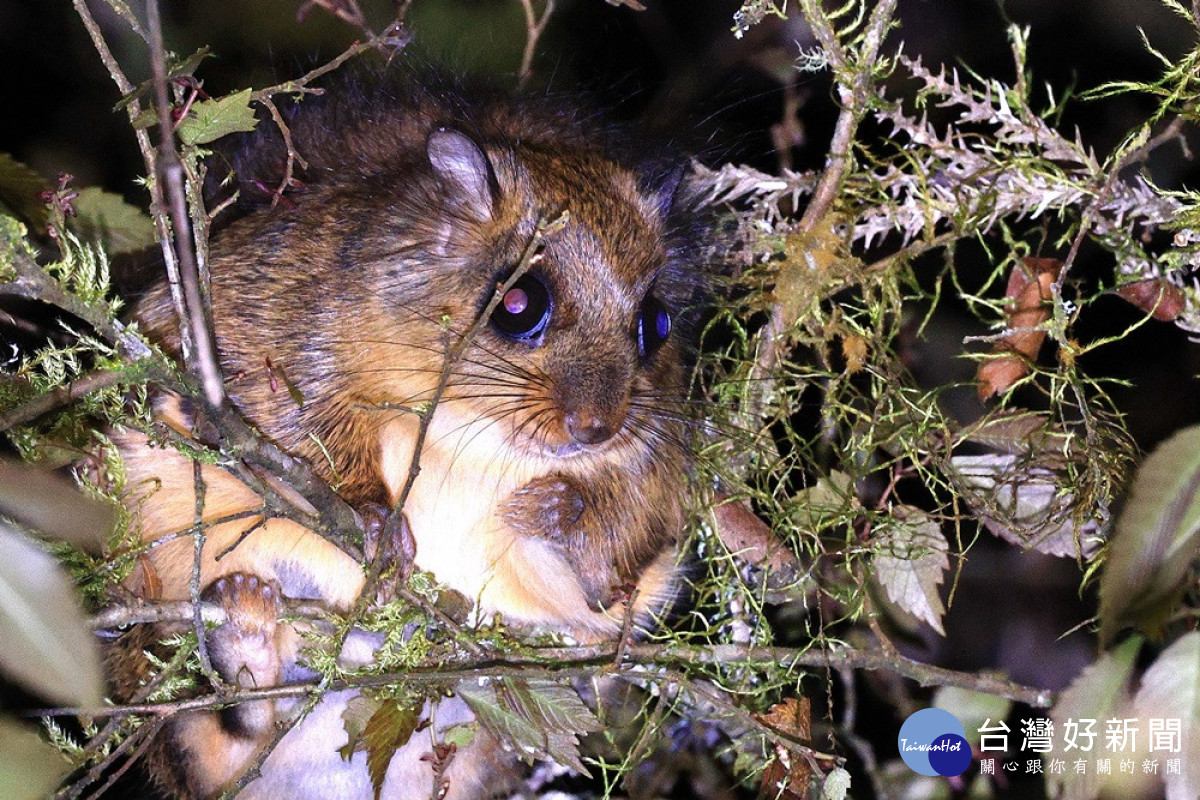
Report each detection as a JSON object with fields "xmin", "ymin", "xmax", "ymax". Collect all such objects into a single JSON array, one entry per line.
[{"xmin": 898, "ymin": 708, "xmax": 970, "ymax": 776}]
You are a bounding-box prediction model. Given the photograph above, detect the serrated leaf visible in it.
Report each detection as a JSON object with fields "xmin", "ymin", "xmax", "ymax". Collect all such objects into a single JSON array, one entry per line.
[
  {"xmin": 0, "ymin": 523, "xmax": 103, "ymax": 706},
  {"xmin": 871, "ymin": 507, "xmax": 949, "ymax": 635},
  {"xmin": 0, "ymin": 153, "xmax": 49, "ymax": 230},
  {"xmin": 1133, "ymin": 632, "xmax": 1200, "ymax": 800},
  {"xmin": 822, "ymin": 766, "xmax": 852, "ymax": 800},
  {"xmin": 362, "ymin": 698, "xmax": 419, "ymax": 800},
  {"xmin": 960, "ymin": 411, "xmax": 1055, "ymax": 454},
  {"xmin": 0, "ymin": 718, "xmax": 68, "ymax": 800},
  {"xmin": 458, "ymin": 681, "xmax": 547, "ymax": 762},
  {"xmin": 947, "ymin": 453, "xmax": 1100, "ymax": 558},
  {"xmin": 1046, "ymin": 638, "xmax": 1140, "ymax": 800},
  {"xmin": 1099, "ymin": 424, "xmax": 1200, "ymax": 644},
  {"xmin": 339, "ymin": 693, "xmax": 381, "ymax": 760},
  {"xmin": 507, "ymin": 679, "xmax": 603, "ymax": 736},
  {"xmin": 69, "ymin": 187, "xmax": 155, "ymax": 255},
  {"xmin": 792, "ymin": 470, "xmax": 857, "ymax": 533},
  {"xmin": 176, "ymin": 88, "xmax": 258, "ymax": 146},
  {"xmin": 458, "ymin": 678, "xmax": 599, "ymax": 775},
  {"xmin": 441, "ymin": 723, "xmax": 477, "ymax": 748}
]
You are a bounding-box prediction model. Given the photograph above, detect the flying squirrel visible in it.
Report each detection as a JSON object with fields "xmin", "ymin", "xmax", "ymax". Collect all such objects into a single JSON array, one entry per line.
[{"xmin": 106, "ymin": 68, "xmax": 714, "ymax": 799}]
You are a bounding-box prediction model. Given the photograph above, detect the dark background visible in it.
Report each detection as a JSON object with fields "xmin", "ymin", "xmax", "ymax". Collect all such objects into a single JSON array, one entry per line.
[{"xmin": 2, "ymin": 1, "xmax": 1199, "ymax": 798}]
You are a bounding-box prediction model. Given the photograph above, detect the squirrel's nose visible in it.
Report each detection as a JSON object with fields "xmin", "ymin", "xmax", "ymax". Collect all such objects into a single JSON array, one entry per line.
[{"xmin": 564, "ymin": 408, "xmax": 620, "ymax": 445}]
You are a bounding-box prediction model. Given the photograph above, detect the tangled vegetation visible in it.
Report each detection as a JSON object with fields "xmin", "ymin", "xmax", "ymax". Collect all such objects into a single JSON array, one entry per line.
[{"xmin": 0, "ymin": 1, "xmax": 1198, "ymax": 799}]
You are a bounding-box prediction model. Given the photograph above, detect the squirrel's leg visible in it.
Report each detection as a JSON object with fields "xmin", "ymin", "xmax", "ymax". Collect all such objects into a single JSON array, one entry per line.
[{"xmin": 203, "ymin": 572, "xmax": 284, "ymax": 738}]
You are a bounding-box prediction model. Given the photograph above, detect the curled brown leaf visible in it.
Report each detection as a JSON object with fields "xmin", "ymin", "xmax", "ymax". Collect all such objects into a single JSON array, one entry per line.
[
  {"xmin": 977, "ymin": 257, "xmax": 1062, "ymax": 401},
  {"xmin": 1113, "ymin": 278, "xmax": 1185, "ymax": 322}
]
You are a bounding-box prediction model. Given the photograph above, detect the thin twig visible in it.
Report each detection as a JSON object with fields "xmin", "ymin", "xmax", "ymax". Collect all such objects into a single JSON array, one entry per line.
[
  {"xmin": 189, "ymin": 458, "xmax": 220, "ymax": 685},
  {"xmin": 260, "ymin": 97, "xmax": 309, "ymax": 206},
  {"xmin": 146, "ymin": 0, "xmax": 225, "ymax": 408},
  {"xmin": 516, "ymin": 0, "xmax": 556, "ymax": 89},
  {"xmin": 349, "ymin": 211, "xmax": 570, "ymax": 625},
  {"xmin": 752, "ymin": 0, "xmax": 898, "ymax": 396},
  {"xmin": 0, "ymin": 368, "xmax": 132, "ymax": 431},
  {"xmin": 35, "ymin": 639, "xmax": 1053, "ymax": 722}
]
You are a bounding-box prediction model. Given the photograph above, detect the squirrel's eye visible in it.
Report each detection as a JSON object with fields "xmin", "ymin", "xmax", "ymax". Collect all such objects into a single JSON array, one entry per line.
[
  {"xmin": 637, "ymin": 294, "xmax": 671, "ymax": 358},
  {"xmin": 491, "ymin": 274, "xmax": 552, "ymax": 341}
]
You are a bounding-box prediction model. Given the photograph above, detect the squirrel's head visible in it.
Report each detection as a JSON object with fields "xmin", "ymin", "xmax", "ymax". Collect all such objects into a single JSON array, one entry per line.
[{"xmin": 179, "ymin": 73, "xmax": 713, "ymax": 481}]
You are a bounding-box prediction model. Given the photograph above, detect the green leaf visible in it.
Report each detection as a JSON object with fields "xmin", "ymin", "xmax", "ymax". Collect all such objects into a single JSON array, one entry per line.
[
  {"xmin": 0, "ymin": 718, "xmax": 68, "ymax": 800},
  {"xmin": 363, "ymin": 699, "xmax": 419, "ymax": 800},
  {"xmin": 338, "ymin": 693, "xmax": 380, "ymax": 760},
  {"xmin": 0, "ymin": 215, "xmax": 38, "ymax": 281},
  {"xmin": 792, "ymin": 470, "xmax": 858, "ymax": 534},
  {"xmin": 1046, "ymin": 637, "xmax": 1140, "ymax": 800},
  {"xmin": 871, "ymin": 506, "xmax": 948, "ymax": 635},
  {"xmin": 1133, "ymin": 632, "xmax": 1200, "ymax": 800},
  {"xmin": 176, "ymin": 88, "xmax": 258, "ymax": 146},
  {"xmin": 458, "ymin": 678, "xmax": 601, "ymax": 774},
  {"xmin": 934, "ymin": 686, "xmax": 1011, "ymax": 749},
  {"xmin": 69, "ymin": 187, "xmax": 156, "ymax": 255},
  {"xmin": 441, "ymin": 723, "xmax": 477, "ymax": 748},
  {"xmin": 0, "ymin": 154, "xmax": 49, "ymax": 230},
  {"xmin": 1099, "ymin": 424, "xmax": 1200, "ymax": 644},
  {"xmin": 0, "ymin": 523, "xmax": 103, "ymax": 706},
  {"xmin": 116, "ymin": 47, "xmax": 213, "ymax": 114},
  {"xmin": 0, "ymin": 460, "xmax": 113, "ymax": 550}
]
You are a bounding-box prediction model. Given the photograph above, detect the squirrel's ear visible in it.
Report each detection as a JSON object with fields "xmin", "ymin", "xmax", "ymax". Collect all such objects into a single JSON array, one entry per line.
[
  {"xmin": 642, "ymin": 160, "xmax": 688, "ymax": 220},
  {"xmin": 427, "ymin": 127, "xmax": 497, "ymax": 221}
]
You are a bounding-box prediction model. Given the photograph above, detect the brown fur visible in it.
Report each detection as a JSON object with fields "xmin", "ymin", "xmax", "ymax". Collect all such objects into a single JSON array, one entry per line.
[{"xmin": 108, "ymin": 71, "xmax": 708, "ymax": 799}]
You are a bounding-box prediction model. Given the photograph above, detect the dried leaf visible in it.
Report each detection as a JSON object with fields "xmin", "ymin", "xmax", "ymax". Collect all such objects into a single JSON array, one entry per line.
[
  {"xmin": 1046, "ymin": 638, "xmax": 1139, "ymax": 800},
  {"xmin": 776, "ymin": 218, "xmax": 859, "ymax": 334},
  {"xmin": 821, "ymin": 767, "xmax": 852, "ymax": 800},
  {"xmin": 0, "ymin": 718, "xmax": 69, "ymax": 799},
  {"xmin": 959, "ymin": 411, "xmax": 1054, "ymax": 454},
  {"xmin": 756, "ymin": 697, "xmax": 813, "ymax": 800},
  {"xmin": 871, "ymin": 507, "xmax": 949, "ymax": 635},
  {"xmin": 1132, "ymin": 632, "xmax": 1200, "ymax": 800},
  {"xmin": 977, "ymin": 257, "xmax": 1062, "ymax": 400},
  {"xmin": 176, "ymin": 88, "xmax": 258, "ymax": 146},
  {"xmin": 841, "ymin": 334, "xmax": 868, "ymax": 374},
  {"xmin": 1114, "ymin": 278, "xmax": 1185, "ymax": 322},
  {"xmin": 0, "ymin": 523, "xmax": 103, "ymax": 706},
  {"xmin": 1099, "ymin": 424, "xmax": 1200, "ymax": 644},
  {"xmin": 947, "ymin": 453, "xmax": 1101, "ymax": 558},
  {"xmin": 756, "ymin": 696, "xmax": 811, "ymax": 740},
  {"xmin": 457, "ymin": 678, "xmax": 600, "ymax": 775},
  {"xmin": 712, "ymin": 497, "xmax": 804, "ymax": 593},
  {"xmin": 976, "ymin": 357, "xmax": 1030, "ymax": 402}
]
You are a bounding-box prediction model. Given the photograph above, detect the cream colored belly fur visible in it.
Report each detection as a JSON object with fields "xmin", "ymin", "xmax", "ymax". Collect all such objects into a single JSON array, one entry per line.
[{"xmin": 118, "ymin": 400, "xmax": 671, "ymax": 638}]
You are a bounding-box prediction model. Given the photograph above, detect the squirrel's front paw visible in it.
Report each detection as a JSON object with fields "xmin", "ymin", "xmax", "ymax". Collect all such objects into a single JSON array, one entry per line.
[{"xmin": 502, "ymin": 474, "xmax": 585, "ymax": 540}]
